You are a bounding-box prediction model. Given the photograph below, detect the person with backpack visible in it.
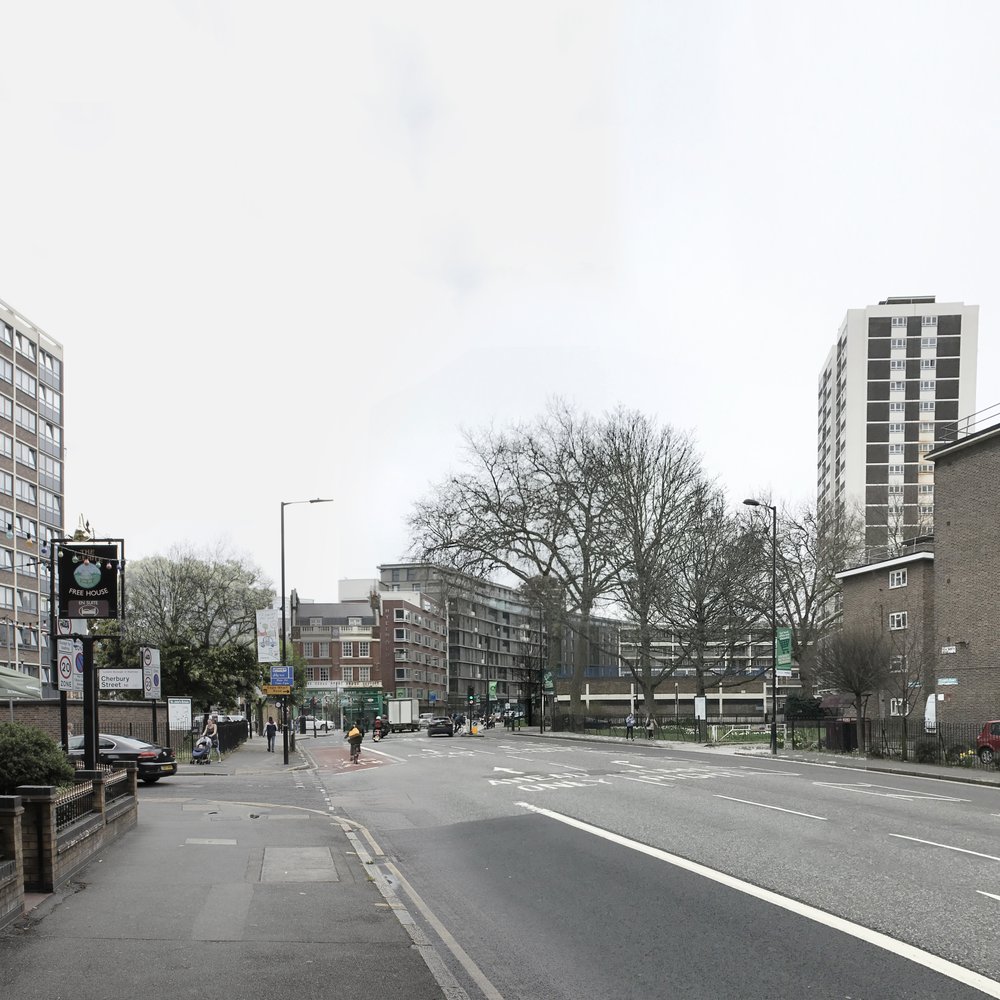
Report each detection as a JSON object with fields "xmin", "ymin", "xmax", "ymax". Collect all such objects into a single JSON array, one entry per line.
[{"xmin": 346, "ymin": 721, "xmax": 363, "ymax": 763}]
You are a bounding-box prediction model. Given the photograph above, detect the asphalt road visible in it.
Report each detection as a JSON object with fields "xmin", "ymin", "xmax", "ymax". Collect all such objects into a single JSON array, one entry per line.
[{"xmin": 304, "ymin": 729, "xmax": 1000, "ymax": 999}]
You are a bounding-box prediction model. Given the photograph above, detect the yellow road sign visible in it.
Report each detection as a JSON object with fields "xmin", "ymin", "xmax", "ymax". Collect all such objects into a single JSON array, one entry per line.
[{"xmin": 263, "ymin": 684, "xmax": 291, "ymax": 695}]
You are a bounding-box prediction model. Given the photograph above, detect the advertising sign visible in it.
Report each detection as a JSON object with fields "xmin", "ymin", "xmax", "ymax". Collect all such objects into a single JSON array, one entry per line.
[
  {"xmin": 141, "ymin": 646, "xmax": 161, "ymax": 700},
  {"xmin": 542, "ymin": 671, "xmax": 555, "ymax": 695},
  {"xmin": 256, "ymin": 608, "xmax": 280, "ymax": 663},
  {"xmin": 58, "ymin": 544, "xmax": 120, "ymax": 619},
  {"xmin": 99, "ymin": 669, "xmax": 143, "ymax": 690},
  {"xmin": 776, "ymin": 626, "xmax": 793, "ymax": 677}
]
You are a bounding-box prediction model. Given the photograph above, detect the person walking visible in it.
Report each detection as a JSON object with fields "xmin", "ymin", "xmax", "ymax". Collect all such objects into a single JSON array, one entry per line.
[
  {"xmin": 645, "ymin": 715, "xmax": 655, "ymax": 740},
  {"xmin": 202, "ymin": 714, "xmax": 222, "ymax": 762},
  {"xmin": 625, "ymin": 712, "xmax": 635, "ymax": 741},
  {"xmin": 264, "ymin": 716, "xmax": 278, "ymax": 752}
]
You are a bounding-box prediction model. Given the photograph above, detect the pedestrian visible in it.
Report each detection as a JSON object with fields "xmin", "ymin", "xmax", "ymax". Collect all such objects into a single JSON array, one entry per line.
[
  {"xmin": 264, "ymin": 715, "xmax": 278, "ymax": 752},
  {"xmin": 625, "ymin": 712, "xmax": 635, "ymax": 740},
  {"xmin": 645, "ymin": 715, "xmax": 655, "ymax": 740},
  {"xmin": 202, "ymin": 714, "xmax": 222, "ymax": 761}
]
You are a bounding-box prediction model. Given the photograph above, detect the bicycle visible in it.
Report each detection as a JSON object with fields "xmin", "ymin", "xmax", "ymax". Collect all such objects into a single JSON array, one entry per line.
[{"xmin": 349, "ymin": 740, "xmax": 361, "ymax": 764}]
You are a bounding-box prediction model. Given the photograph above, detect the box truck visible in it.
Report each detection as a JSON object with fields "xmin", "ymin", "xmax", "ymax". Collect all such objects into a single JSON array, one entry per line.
[{"xmin": 388, "ymin": 697, "xmax": 420, "ymax": 733}]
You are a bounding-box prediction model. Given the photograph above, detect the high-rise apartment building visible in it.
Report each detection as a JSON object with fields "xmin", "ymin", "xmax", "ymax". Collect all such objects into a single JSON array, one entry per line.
[
  {"xmin": 818, "ymin": 295, "xmax": 977, "ymax": 558},
  {"xmin": 0, "ymin": 298, "xmax": 65, "ymax": 699}
]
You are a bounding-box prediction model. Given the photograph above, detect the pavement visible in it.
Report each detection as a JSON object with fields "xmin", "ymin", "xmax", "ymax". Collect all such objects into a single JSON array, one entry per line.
[{"xmin": 0, "ymin": 731, "xmax": 446, "ymax": 1000}]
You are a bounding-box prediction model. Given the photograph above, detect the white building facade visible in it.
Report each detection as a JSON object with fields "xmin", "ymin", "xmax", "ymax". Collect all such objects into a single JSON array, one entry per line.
[{"xmin": 818, "ymin": 295, "xmax": 977, "ymax": 559}]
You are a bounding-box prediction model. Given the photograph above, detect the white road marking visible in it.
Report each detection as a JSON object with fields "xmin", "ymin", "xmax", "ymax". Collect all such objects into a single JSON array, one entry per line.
[
  {"xmin": 516, "ymin": 802, "xmax": 1000, "ymax": 998},
  {"xmin": 493, "ymin": 767, "xmax": 525, "ymax": 774},
  {"xmin": 365, "ymin": 746, "xmax": 406, "ymax": 762},
  {"xmin": 889, "ymin": 834, "xmax": 1000, "ymax": 863},
  {"xmin": 815, "ymin": 782, "xmax": 969, "ymax": 802},
  {"xmin": 978, "ymin": 891, "xmax": 1000, "ymax": 903},
  {"xmin": 714, "ymin": 795, "xmax": 826, "ymax": 820},
  {"xmin": 184, "ymin": 838, "xmax": 238, "ymax": 845}
]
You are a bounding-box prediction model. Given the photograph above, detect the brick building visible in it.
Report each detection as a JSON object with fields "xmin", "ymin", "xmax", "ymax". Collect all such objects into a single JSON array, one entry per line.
[
  {"xmin": 378, "ymin": 590, "xmax": 448, "ymax": 707},
  {"xmin": 835, "ymin": 404, "xmax": 1000, "ymax": 724},
  {"xmin": 926, "ymin": 407, "xmax": 1000, "ymax": 721}
]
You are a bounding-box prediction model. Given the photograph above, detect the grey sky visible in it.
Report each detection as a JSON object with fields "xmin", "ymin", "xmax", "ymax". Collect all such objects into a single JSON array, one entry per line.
[{"xmin": 0, "ymin": 1, "xmax": 997, "ymax": 600}]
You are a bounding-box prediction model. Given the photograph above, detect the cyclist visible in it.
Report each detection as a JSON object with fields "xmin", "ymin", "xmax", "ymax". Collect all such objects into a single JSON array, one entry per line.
[{"xmin": 346, "ymin": 720, "xmax": 363, "ymax": 763}]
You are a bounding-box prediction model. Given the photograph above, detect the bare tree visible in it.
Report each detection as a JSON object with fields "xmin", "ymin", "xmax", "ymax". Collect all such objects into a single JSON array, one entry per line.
[
  {"xmin": 813, "ymin": 626, "xmax": 891, "ymax": 753},
  {"xmin": 772, "ymin": 498, "xmax": 866, "ymax": 693},
  {"xmin": 408, "ymin": 400, "xmax": 618, "ymax": 717},
  {"xmin": 659, "ymin": 487, "xmax": 768, "ymax": 703},
  {"xmin": 600, "ymin": 409, "xmax": 703, "ymax": 719}
]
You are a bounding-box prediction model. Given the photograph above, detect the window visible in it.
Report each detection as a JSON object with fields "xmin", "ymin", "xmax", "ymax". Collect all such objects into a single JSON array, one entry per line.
[
  {"xmin": 14, "ymin": 405, "xmax": 35, "ymax": 433},
  {"xmin": 359, "ymin": 641, "xmax": 370, "ymax": 657},
  {"xmin": 342, "ymin": 666, "xmax": 354, "ymax": 683},
  {"xmin": 919, "ymin": 484, "xmax": 934, "ymax": 494},
  {"xmin": 888, "ymin": 423, "xmax": 904, "ymax": 434},
  {"xmin": 391, "ymin": 569, "xmax": 400, "ymax": 582},
  {"xmin": 891, "ymin": 317, "xmax": 907, "ymax": 327},
  {"xmin": 341, "ymin": 641, "xmax": 353, "ymax": 657},
  {"xmin": 0, "ymin": 549, "xmax": 11, "ymax": 571},
  {"xmin": 919, "ymin": 504, "xmax": 934, "ymax": 515},
  {"xmin": 395, "ymin": 649, "xmax": 408, "ymax": 662},
  {"xmin": 887, "ymin": 484, "xmax": 903, "ymax": 495},
  {"xmin": 15, "ymin": 443, "xmax": 35, "ymax": 468},
  {"xmin": 0, "ymin": 323, "xmax": 10, "ymax": 347},
  {"xmin": 919, "ymin": 421, "xmax": 935, "ymax": 433},
  {"xmin": 394, "ymin": 608, "xmax": 406, "ymax": 621},
  {"xmin": 0, "ymin": 473, "xmax": 9, "ymax": 496},
  {"xmin": 890, "ymin": 359, "xmax": 906, "ymax": 371},
  {"xmin": 920, "ymin": 359, "xmax": 936, "ymax": 370},
  {"xmin": 889, "ymin": 697, "xmax": 906, "ymax": 716},
  {"xmin": 918, "ymin": 442, "xmax": 933, "ymax": 454},
  {"xmin": 309, "ymin": 617, "xmax": 323, "ymax": 626},
  {"xmin": 394, "ymin": 628, "xmax": 409, "ymax": 641},
  {"xmin": 919, "ymin": 463, "xmax": 934, "ymax": 473},
  {"xmin": 891, "ymin": 337, "xmax": 906, "ymax": 348},
  {"xmin": 303, "ymin": 641, "xmax": 314, "ymax": 658},
  {"xmin": 889, "ymin": 611, "xmax": 908, "ymax": 630},
  {"xmin": 888, "ymin": 464, "xmax": 904, "ymax": 475},
  {"xmin": 889, "ymin": 443, "xmax": 903, "ymax": 455},
  {"xmin": 0, "ymin": 359, "xmax": 11, "ymax": 385},
  {"xmin": 347, "ymin": 616, "xmax": 361, "ymax": 627},
  {"xmin": 318, "ymin": 642, "xmax": 329, "ymax": 657},
  {"xmin": 16, "ymin": 480, "xmax": 36, "ymax": 505},
  {"xmin": 921, "ymin": 337, "xmax": 937, "ymax": 349},
  {"xmin": 920, "ymin": 401, "xmax": 935, "ymax": 412},
  {"xmin": 0, "ymin": 586, "xmax": 11, "ymax": 610},
  {"xmin": 358, "ymin": 666, "xmax": 371, "ymax": 683},
  {"xmin": 889, "ymin": 402, "xmax": 905, "ymax": 413},
  {"xmin": 15, "ymin": 369, "xmax": 35, "ymax": 397},
  {"xmin": 889, "ymin": 568, "xmax": 907, "ymax": 588},
  {"xmin": 890, "ymin": 380, "xmax": 906, "ymax": 392},
  {"xmin": 920, "ymin": 380, "xmax": 936, "ymax": 391},
  {"xmin": 17, "ymin": 590, "xmax": 37, "ymax": 613}
]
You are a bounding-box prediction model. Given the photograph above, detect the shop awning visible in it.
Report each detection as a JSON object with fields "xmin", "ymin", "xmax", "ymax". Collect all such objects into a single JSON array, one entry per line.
[{"xmin": 0, "ymin": 665, "xmax": 42, "ymax": 699}]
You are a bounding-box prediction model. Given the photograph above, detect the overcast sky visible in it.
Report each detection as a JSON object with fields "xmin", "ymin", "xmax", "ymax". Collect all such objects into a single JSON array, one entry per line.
[{"xmin": 1, "ymin": 1, "xmax": 997, "ymax": 602}]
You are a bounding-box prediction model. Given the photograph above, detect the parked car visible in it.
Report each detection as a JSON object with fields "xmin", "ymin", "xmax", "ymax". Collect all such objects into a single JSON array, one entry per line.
[
  {"xmin": 976, "ymin": 720, "xmax": 1000, "ymax": 765},
  {"xmin": 427, "ymin": 717, "xmax": 455, "ymax": 737},
  {"xmin": 67, "ymin": 734, "xmax": 178, "ymax": 784},
  {"xmin": 418, "ymin": 713, "xmax": 435, "ymax": 730},
  {"xmin": 297, "ymin": 716, "xmax": 336, "ymax": 732}
]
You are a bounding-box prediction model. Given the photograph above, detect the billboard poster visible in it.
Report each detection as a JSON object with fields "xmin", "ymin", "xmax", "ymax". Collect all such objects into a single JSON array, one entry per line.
[{"xmin": 256, "ymin": 608, "xmax": 280, "ymax": 663}]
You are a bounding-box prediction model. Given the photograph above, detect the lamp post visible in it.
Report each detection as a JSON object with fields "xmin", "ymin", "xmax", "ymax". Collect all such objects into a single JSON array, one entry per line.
[
  {"xmin": 280, "ymin": 498, "xmax": 333, "ymax": 764},
  {"xmin": 743, "ymin": 498, "xmax": 778, "ymax": 756}
]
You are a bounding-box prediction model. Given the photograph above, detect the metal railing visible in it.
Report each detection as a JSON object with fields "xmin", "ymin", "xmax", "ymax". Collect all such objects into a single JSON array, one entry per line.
[
  {"xmin": 104, "ymin": 770, "xmax": 131, "ymax": 806},
  {"xmin": 55, "ymin": 782, "xmax": 96, "ymax": 833}
]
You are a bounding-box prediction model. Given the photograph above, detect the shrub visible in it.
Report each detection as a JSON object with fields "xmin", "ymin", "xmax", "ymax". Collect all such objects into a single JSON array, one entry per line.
[
  {"xmin": 914, "ymin": 738, "xmax": 941, "ymax": 764},
  {"xmin": 0, "ymin": 722, "xmax": 76, "ymax": 794}
]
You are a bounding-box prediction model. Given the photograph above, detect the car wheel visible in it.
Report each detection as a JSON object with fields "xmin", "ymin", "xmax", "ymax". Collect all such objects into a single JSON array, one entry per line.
[
  {"xmin": 141, "ymin": 776, "xmax": 160, "ymax": 784},
  {"xmin": 978, "ymin": 747, "xmax": 996, "ymax": 766}
]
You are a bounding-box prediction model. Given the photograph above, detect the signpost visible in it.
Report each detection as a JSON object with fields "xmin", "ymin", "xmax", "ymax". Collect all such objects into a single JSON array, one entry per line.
[{"xmin": 141, "ymin": 646, "xmax": 161, "ymax": 743}]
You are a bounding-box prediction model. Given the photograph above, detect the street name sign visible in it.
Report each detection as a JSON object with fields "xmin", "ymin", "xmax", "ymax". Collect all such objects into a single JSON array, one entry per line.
[{"xmin": 99, "ymin": 669, "xmax": 143, "ymax": 690}]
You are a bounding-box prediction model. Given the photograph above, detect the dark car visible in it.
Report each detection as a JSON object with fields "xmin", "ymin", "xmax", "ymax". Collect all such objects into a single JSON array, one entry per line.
[
  {"xmin": 427, "ymin": 717, "xmax": 455, "ymax": 737},
  {"xmin": 976, "ymin": 720, "xmax": 1000, "ymax": 765},
  {"xmin": 67, "ymin": 734, "xmax": 178, "ymax": 784}
]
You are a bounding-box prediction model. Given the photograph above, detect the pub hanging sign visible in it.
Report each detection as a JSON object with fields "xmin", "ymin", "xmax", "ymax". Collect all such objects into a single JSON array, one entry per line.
[{"xmin": 57, "ymin": 544, "xmax": 121, "ymax": 619}]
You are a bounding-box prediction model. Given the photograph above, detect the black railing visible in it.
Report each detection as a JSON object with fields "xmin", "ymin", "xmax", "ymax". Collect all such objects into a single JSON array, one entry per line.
[
  {"xmin": 104, "ymin": 771, "xmax": 131, "ymax": 806},
  {"xmin": 55, "ymin": 783, "xmax": 96, "ymax": 833}
]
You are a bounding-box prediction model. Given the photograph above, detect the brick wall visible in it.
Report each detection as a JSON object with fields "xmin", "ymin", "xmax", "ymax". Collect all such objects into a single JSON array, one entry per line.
[
  {"xmin": 0, "ymin": 698, "xmax": 170, "ymax": 744},
  {"xmin": 933, "ymin": 430, "xmax": 1000, "ymax": 722}
]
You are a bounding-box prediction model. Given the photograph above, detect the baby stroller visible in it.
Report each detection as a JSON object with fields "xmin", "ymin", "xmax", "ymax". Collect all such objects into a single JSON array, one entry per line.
[{"xmin": 191, "ymin": 735, "xmax": 213, "ymax": 765}]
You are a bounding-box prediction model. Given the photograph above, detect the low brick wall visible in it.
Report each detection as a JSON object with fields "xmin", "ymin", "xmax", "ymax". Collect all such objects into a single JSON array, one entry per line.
[
  {"xmin": 0, "ymin": 796, "xmax": 25, "ymax": 930},
  {"xmin": 17, "ymin": 766, "xmax": 138, "ymax": 895}
]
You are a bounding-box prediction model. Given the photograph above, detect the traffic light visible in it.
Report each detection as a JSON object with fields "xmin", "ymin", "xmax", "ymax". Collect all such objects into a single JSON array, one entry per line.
[{"xmin": 468, "ymin": 686, "xmax": 474, "ymax": 704}]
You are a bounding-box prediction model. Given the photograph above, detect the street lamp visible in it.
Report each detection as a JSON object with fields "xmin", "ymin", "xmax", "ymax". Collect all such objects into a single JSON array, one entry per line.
[
  {"xmin": 743, "ymin": 498, "xmax": 778, "ymax": 756},
  {"xmin": 280, "ymin": 498, "xmax": 333, "ymax": 764}
]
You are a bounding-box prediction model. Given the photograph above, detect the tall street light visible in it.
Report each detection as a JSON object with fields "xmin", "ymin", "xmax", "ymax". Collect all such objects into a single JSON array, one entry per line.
[
  {"xmin": 743, "ymin": 498, "xmax": 778, "ymax": 756},
  {"xmin": 280, "ymin": 498, "xmax": 333, "ymax": 764}
]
